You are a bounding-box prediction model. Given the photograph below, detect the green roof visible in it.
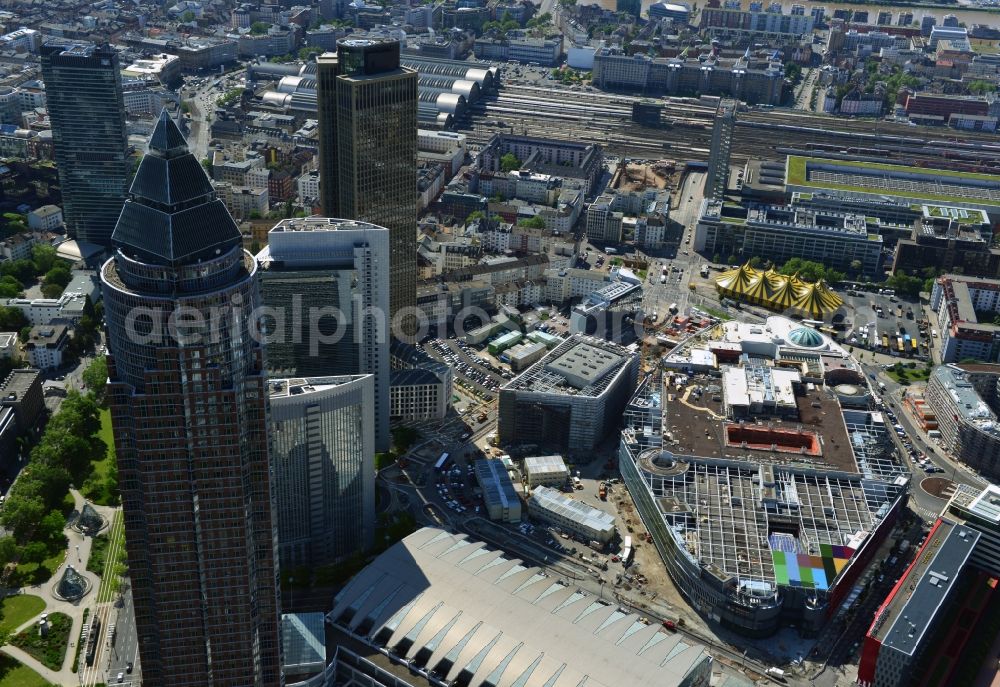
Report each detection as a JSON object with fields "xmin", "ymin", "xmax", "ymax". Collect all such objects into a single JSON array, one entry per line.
[{"xmin": 785, "ymin": 155, "xmax": 1000, "ymax": 207}]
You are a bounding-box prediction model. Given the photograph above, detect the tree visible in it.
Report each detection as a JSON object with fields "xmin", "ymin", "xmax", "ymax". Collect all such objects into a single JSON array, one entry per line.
[
  {"xmin": 299, "ymin": 46, "xmax": 323, "ymax": 60},
  {"xmin": 250, "ymin": 21, "xmax": 270, "ymax": 35},
  {"xmin": 201, "ymin": 157, "xmax": 212, "ymax": 171},
  {"xmin": 44, "ymin": 264, "xmax": 71, "ymax": 289},
  {"xmin": 36, "ymin": 510, "xmax": 66, "ymax": 547},
  {"xmin": 520, "ymin": 215, "xmax": 546, "ymax": 229},
  {"xmin": 31, "ymin": 244, "xmax": 57, "ymax": 274},
  {"xmin": 41, "ymin": 283, "xmax": 63, "ymax": 299},
  {"xmin": 0, "ymin": 306, "xmax": 27, "ymax": 332},
  {"xmin": 0, "ymin": 275, "xmax": 22, "ymax": 298},
  {"xmin": 968, "ymin": 80, "xmax": 997, "ymax": 95},
  {"xmin": 0, "ymin": 536, "xmax": 17, "ymax": 568},
  {"xmin": 0, "ymin": 494, "xmax": 46, "ymax": 542},
  {"xmin": 181, "ymin": 9, "xmax": 195, "ymax": 22},
  {"xmin": 500, "ymin": 153, "xmax": 521, "ymax": 172},
  {"xmin": 850, "ymin": 259, "xmax": 863, "ymax": 273},
  {"xmin": 82, "ymin": 356, "xmax": 108, "ymax": 400}
]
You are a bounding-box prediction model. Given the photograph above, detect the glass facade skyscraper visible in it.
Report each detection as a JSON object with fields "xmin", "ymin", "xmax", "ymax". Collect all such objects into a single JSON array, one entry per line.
[
  {"xmin": 269, "ymin": 375, "xmax": 375, "ymax": 568},
  {"xmin": 317, "ymin": 39, "xmax": 418, "ymax": 336},
  {"xmin": 257, "ymin": 217, "xmax": 391, "ymax": 453},
  {"xmin": 100, "ymin": 112, "xmax": 282, "ymax": 686},
  {"xmin": 40, "ymin": 42, "xmax": 130, "ymax": 246}
]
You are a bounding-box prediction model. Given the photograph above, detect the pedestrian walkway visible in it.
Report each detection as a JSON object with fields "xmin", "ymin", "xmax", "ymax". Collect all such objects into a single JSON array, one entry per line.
[{"xmin": 0, "ymin": 489, "xmax": 120, "ymax": 686}]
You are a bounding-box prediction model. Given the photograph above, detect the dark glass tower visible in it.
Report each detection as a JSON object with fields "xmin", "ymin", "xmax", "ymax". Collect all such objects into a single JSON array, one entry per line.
[
  {"xmin": 317, "ymin": 39, "xmax": 418, "ymax": 335},
  {"xmin": 40, "ymin": 42, "xmax": 130, "ymax": 246},
  {"xmin": 100, "ymin": 112, "xmax": 282, "ymax": 687}
]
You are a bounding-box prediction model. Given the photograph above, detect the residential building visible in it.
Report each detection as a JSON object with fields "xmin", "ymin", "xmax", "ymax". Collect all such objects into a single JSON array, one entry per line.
[
  {"xmin": 587, "ymin": 194, "xmax": 624, "ymax": 243},
  {"xmin": 321, "ymin": 527, "xmax": 713, "ymax": 687},
  {"xmin": 214, "ymin": 182, "xmax": 269, "ymax": 220},
  {"xmin": 269, "ymin": 375, "xmax": 375, "ymax": 568},
  {"xmin": 0, "ymin": 368, "xmax": 43, "ymax": 433},
  {"xmin": 257, "ymin": 216, "xmax": 392, "ymax": 452},
  {"xmin": 498, "ymin": 335, "xmax": 639, "ymax": 451},
  {"xmin": 297, "ymin": 169, "xmax": 320, "ymax": 206},
  {"xmin": 477, "ymin": 133, "xmax": 604, "ymax": 196},
  {"xmin": 591, "ymin": 50, "xmax": 784, "ymax": 105},
  {"xmin": 317, "ymin": 39, "xmax": 418, "ymax": 336},
  {"xmin": 528, "ymin": 485, "xmax": 616, "ymax": 543},
  {"xmin": 389, "ymin": 368, "xmax": 449, "ymax": 421},
  {"xmin": 924, "ymin": 364, "xmax": 1000, "ymax": 480},
  {"xmin": 699, "ymin": 5, "xmax": 814, "ymax": 36},
  {"xmin": 0, "ymin": 333, "xmax": 15, "ymax": 360},
  {"xmin": 474, "ymin": 458, "xmax": 522, "ymax": 522},
  {"xmin": 100, "ymin": 112, "xmax": 282, "ymax": 686},
  {"xmin": 26, "ymin": 205, "xmax": 62, "ymax": 231},
  {"xmin": 930, "ymin": 274, "xmax": 1000, "ymax": 363},
  {"xmin": 706, "ymin": 99, "xmax": 736, "ymax": 201},
  {"xmin": 0, "ymin": 28, "xmax": 41, "ymax": 53},
  {"xmin": 24, "ymin": 325, "xmax": 67, "ymax": 369},
  {"xmin": 523, "ymin": 454, "xmax": 569, "ymax": 488},
  {"xmin": 40, "ymin": 42, "xmax": 130, "ymax": 246}
]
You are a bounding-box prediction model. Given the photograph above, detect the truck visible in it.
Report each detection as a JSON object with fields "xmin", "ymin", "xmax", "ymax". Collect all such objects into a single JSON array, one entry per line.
[
  {"xmin": 573, "ymin": 476, "xmax": 583, "ymax": 489},
  {"xmin": 700, "ymin": 264, "xmax": 710, "ymax": 277},
  {"xmin": 660, "ymin": 275, "xmax": 667, "ymax": 284},
  {"xmin": 765, "ymin": 667, "xmax": 786, "ymax": 680},
  {"xmin": 477, "ymin": 412, "xmax": 488, "ymax": 423},
  {"xmin": 599, "ymin": 485, "xmax": 607, "ymax": 500}
]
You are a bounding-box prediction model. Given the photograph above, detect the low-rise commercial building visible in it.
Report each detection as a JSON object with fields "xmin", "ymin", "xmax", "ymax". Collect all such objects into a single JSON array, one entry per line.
[
  {"xmin": 523, "ymin": 454, "xmax": 569, "ymax": 488},
  {"xmin": 474, "ymin": 458, "xmax": 522, "ymax": 522},
  {"xmin": 528, "ymin": 485, "xmax": 615, "ymax": 543},
  {"xmin": 0, "ymin": 333, "xmax": 15, "ymax": 360},
  {"xmin": 505, "ymin": 341, "xmax": 548, "ymax": 371}
]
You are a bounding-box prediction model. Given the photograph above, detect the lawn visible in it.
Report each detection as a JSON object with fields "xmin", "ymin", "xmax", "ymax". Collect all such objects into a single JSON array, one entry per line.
[
  {"xmin": 885, "ymin": 364, "xmax": 931, "ymax": 384},
  {"xmin": 14, "ymin": 550, "xmax": 63, "ymax": 587},
  {"xmin": 0, "ymin": 596, "xmax": 45, "ymax": 635},
  {"xmin": 10, "ymin": 611, "xmax": 71, "ymax": 671},
  {"xmin": 0, "ymin": 655, "xmax": 53, "ymax": 687},
  {"xmin": 82, "ymin": 408, "xmax": 117, "ymax": 506}
]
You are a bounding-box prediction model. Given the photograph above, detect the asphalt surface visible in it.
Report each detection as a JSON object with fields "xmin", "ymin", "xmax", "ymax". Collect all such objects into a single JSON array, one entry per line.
[{"xmin": 105, "ymin": 583, "xmax": 140, "ymax": 686}]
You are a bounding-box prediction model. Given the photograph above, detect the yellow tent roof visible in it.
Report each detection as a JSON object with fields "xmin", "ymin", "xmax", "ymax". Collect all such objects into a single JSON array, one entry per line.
[
  {"xmin": 770, "ymin": 273, "xmax": 803, "ymax": 310},
  {"xmin": 792, "ymin": 280, "xmax": 844, "ymax": 318},
  {"xmin": 716, "ymin": 263, "xmax": 758, "ymax": 295}
]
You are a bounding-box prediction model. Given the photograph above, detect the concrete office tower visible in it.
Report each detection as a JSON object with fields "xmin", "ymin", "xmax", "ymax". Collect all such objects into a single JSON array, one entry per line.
[
  {"xmin": 316, "ymin": 39, "xmax": 418, "ymax": 336},
  {"xmin": 706, "ymin": 98, "xmax": 736, "ymax": 202},
  {"xmin": 269, "ymin": 375, "xmax": 376, "ymax": 567},
  {"xmin": 257, "ymin": 216, "xmax": 391, "ymax": 452},
  {"xmin": 100, "ymin": 112, "xmax": 281, "ymax": 687},
  {"xmin": 40, "ymin": 43, "xmax": 130, "ymax": 246}
]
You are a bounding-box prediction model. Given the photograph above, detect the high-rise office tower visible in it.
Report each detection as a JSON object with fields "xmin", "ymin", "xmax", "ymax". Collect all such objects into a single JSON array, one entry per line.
[
  {"xmin": 257, "ymin": 216, "xmax": 391, "ymax": 452},
  {"xmin": 269, "ymin": 374, "xmax": 375, "ymax": 568},
  {"xmin": 40, "ymin": 42, "xmax": 130, "ymax": 246},
  {"xmin": 316, "ymin": 39, "xmax": 417, "ymax": 335},
  {"xmin": 101, "ymin": 112, "xmax": 282, "ymax": 687},
  {"xmin": 706, "ymin": 98, "xmax": 736, "ymax": 202}
]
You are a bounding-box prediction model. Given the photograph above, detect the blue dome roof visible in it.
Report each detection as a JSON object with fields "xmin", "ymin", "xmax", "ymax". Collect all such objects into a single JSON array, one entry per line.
[{"xmin": 788, "ymin": 327, "xmax": 825, "ymax": 348}]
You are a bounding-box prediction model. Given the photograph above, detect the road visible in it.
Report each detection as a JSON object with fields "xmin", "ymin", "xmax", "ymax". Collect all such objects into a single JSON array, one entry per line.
[{"xmin": 104, "ymin": 584, "xmax": 139, "ymax": 686}]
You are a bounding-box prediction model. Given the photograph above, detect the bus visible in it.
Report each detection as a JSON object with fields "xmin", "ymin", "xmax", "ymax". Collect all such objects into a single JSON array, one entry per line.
[
  {"xmin": 434, "ymin": 453, "xmax": 450, "ymax": 471},
  {"xmin": 911, "ymin": 338, "xmax": 919, "ymax": 353},
  {"xmin": 881, "ymin": 334, "xmax": 890, "ymax": 349},
  {"xmin": 896, "ymin": 337, "xmax": 904, "ymax": 353}
]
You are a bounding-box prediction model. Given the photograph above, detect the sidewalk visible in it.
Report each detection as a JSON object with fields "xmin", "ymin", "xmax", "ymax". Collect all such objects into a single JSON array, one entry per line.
[{"xmin": 0, "ymin": 489, "xmax": 117, "ymax": 686}]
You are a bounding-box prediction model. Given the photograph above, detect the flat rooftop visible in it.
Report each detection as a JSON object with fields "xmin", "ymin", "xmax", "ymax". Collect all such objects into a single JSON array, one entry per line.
[
  {"xmin": 785, "ymin": 155, "xmax": 1000, "ymax": 208},
  {"xmin": 545, "ymin": 343, "xmax": 625, "ymax": 390},
  {"xmin": 663, "ymin": 376, "xmax": 858, "ymax": 473},
  {"xmin": 267, "ymin": 375, "xmax": 369, "ymax": 399},
  {"xmin": 506, "ymin": 335, "xmax": 634, "ymax": 398},
  {"xmin": 869, "ymin": 519, "xmax": 980, "ymax": 655},
  {"xmin": 930, "ymin": 366, "xmax": 1000, "ymax": 435}
]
